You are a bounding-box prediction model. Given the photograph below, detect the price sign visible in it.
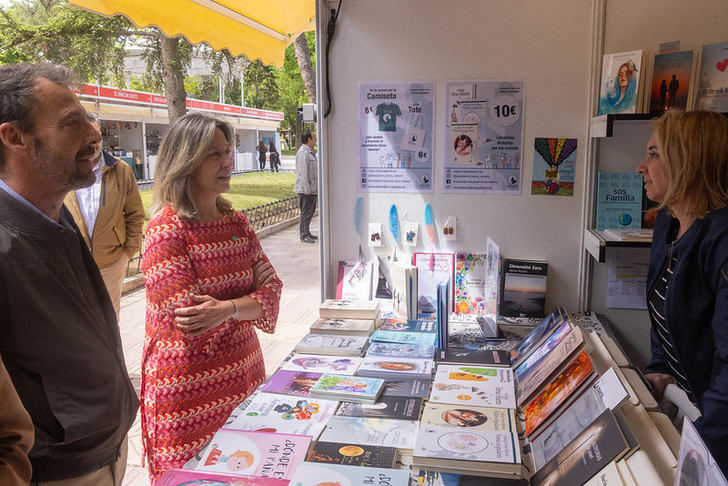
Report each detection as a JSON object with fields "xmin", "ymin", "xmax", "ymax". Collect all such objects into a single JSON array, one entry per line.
[
  {"xmin": 490, "ymin": 95, "xmax": 520, "ymax": 127},
  {"xmin": 416, "ymin": 149, "xmax": 430, "ymax": 162}
]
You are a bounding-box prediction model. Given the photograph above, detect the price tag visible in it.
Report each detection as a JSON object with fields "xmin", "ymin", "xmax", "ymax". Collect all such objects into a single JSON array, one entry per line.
[
  {"xmin": 416, "ymin": 149, "xmax": 430, "ymax": 162},
  {"xmin": 490, "ymin": 95, "xmax": 520, "ymax": 127}
]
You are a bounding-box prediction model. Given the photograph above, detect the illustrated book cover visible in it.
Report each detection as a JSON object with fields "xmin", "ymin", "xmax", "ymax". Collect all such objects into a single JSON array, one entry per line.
[
  {"xmin": 318, "ymin": 416, "xmax": 418, "ymax": 451},
  {"xmin": 280, "ymin": 354, "xmax": 363, "ymax": 375},
  {"xmin": 454, "ymin": 253, "xmax": 486, "ymax": 315},
  {"xmin": 319, "ymin": 299, "xmax": 380, "ymax": 320},
  {"xmin": 369, "ymin": 329, "xmax": 437, "ymax": 346},
  {"xmin": 336, "ymin": 261, "xmax": 375, "ymax": 301},
  {"xmin": 225, "ymin": 392, "xmax": 337, "ymax": 433},
  {"xmin": 380, "ymin": 378, "xmax": 432, "ymax": 398},
  {"xmin": 413, "ymin": 252, "xmax": 455, "ymax": 316},
  {"xmin": 288, "ymin": 462, "xmax": 411, "ymax": 486},
  {"xmin": 595, "ymin": 172, "xmax": 643, "ymax": 231},
  {"xmin": 598, "ymin": 50, "xmax": 643, "ymax": 115},
  {"xmin": 500, "ymin": 259, "xmax": 548, "ymax": 318},
  {"xmin": 675, "ymin": 418, "xmax": 728, "ymax": 486},
  {"xmin": 509, "ymin": 306, "xmax": 568, "ymax": 367},
  {"xmin": 305, "ymin": 441, "xmax": 398, "ymax": 468},
  {"xmin": 356, "ymin": 356, "xmax": 434, "ymax": 380},
  {"xmin": 308, "ymin": 374, "xmax": 384, "ymax": 403},
  {"xmin": 260, "ymin": 371, "xmax": 322, "ymax": 397},
  {"xmin": 293, "ymin": 334, "xmax": 369, "ymax": 357},
  {"xmin": 429, "ymin": 364, "xmax": 517, "ymax": 409},
  {"xmin": 696, "ymin": 41, "xmax": 728, "ymax": 112},
  {"xmin": 157, "ymin": 468, "xmax": 290, "ymax": 486},
  {"xmin": 377, "ymin": 317, "xmax": 437, "ymax": 332},
  {"xmin": 335, "ymin": 396, "xmax": 423, "ymax": 420},
  {"xmin": 366, "ymin": 341, "xmax": 436, "ymax": 359},
  {"xmin": 419, "ymin": 403, "xmax": 516, "ymax": 432},
  {"xmin": 436, "ymin": 348, "xmax": 511, "ymax": 367},
  {"xmin": 531, "ymin": 137, "xmax": 578, "ymax": 197},
  {"xmin": 309, "ymin": 317, "xmax": 375, "ymax": 337},
  {"xmin": 649, "ymin": 50, "xmax": 694, "ymax": 112}
]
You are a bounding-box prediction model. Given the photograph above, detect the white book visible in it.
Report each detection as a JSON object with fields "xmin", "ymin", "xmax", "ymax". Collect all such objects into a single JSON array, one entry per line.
[
  {"xmin": 429, "ymin": 364, "xmax": 516, "ymax": 409},
  {"xmin": 309, "ymin": 317, "xmax": 375, "ymax": 336},
  {"xmin": 280, "ymin": 354, "xmax": 363, "ymax": 375},
  {"xmin": 356, "ymin": 356, "xmax": 433, "ymax": 379},
  {"xmin": 319, "ymin": 416, "xmax": 418, "ymax": 451},
  {"xmin": 598, "ymin": 50, "xmax": 643, "ymax": 115},
  {"xmin": 413, "ymin": 425, "xmax": 520, "ymax": 467},
  {"xmin": 320, "ymin": 299, "xmax": 381, "ymax": 319},
  {"xmin": 294, "ymin": 334, "xmax": 369, "ymax": 357}
]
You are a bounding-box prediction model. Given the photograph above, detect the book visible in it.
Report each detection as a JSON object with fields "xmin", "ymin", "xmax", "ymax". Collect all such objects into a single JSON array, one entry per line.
[
  {"xmin": 500, "ymin": 258, "xmax": 548, "ymax": 318},
  {"xmin": 523, "ymin": 351, "xmax": 595, "ymax": 436},
  {"xmin": 413, "ymin": 252, "xmax": 456, "ymax": 316},
  {"xmin": 309, "ymin": 317, "xmax": 375, "ymax": 336},
  {"xmin": 225, "ymin": 392, "xmax": 338, "ymax": 432},
  {"xmin": 454, "ymin": 253, "xmax": 486, "ymax": 315},
  {"xmin": 583, "ymin": 461, "xmax": 626, "ymax": 486},
  {"xmin": 260, "ymin": 370, "xmax": 322, "ymax": 397},
  {"xmin": 335, "ymin": 396, "xmax": 422, "ymax": 420},
  {"xmin": 195, "ymin": 429, "xmax": 310, "ymax": 478},
  {"xmin": 356, "ymin": 356, "xmax": 433, "ymax": 380},
  {"xmin": 595, "ymin": 172, "xmax": 643, "ymax": 231},
  {"xmin": 366, "ymin": 341, "xmax": 436, "ymax": 359},
  {"xmin": 598, "ymin": 50, "xmax": 643, "ymax": 115},
  {"xmin": 289, "ymin": 462, "xmax": 411, "ymax": 486},
  {"xmin": 369, "ymin": 329, "xmax": 437, "ymax": 346},
  {"xmin": 436, "ymin": 348, "xmax": 511, "ymax": 367},
  {"xmin": 429, "ymin": 364, "xmax": 517, "ymax": 409},
  {"xmin": 420, "ymin": 403, "xmax": 516, "ymax": 432},
  {"xmin": 319, "ymin": 416, "xmax": 418, "ymax": 451},
  {"xmin": 529, "ymin": 410, "xmax": 631, "ymax": 486},
  {"xmin": 309, "ymin": 374, "xmax": 384, "ymax": 403},
  {"xmin": 413, "ymin": 469, "xmax": 528, "ymax": 486},
  {"xmin": 509, "ymin": 307, "xmax": 568, "ymax": 366},
  {"xmin": 390, "ymin": 260, "xmax": 418, "ymax": 319},
  {"xmin": 602, "ymin": 228, "xmax": 653, "ymax": 241},
  {"xmin": 305, "ymin": 441, "xmax": 398, "ymax": 468},
  {"xmin": 676, "ymin": 418, "xmax": 728, "ymax": 486},
  {"xmin": 436, "ymin": 282, "xmax": 450, "ymax": 348},
  {"xmin": 280, "ymin": 354, "xmax": 363, "ymax": 375},
  {"xmin": 319, "ymin": 299, "xmax": 380, "ymax": 320},
  {"xmin": 447, "ymin": 320, "xmax": 489, "ymax": 348},
  {"xmin": 380, "ymin": 378, "xmax": 432, "ymax": 398},
  {"xmin": 336, "ymin": 260, "xmax": 375, "ymax": 300},
  {"xmin": 378, "ymin": 317, "xmax": 437, "ymax": 332},
  {"xmin": 649, "ymin": 50, "xmax": 694, "ymax": 112},
  {"xmin": 156, "ymin": 468, "xmax": 290, "ymax": 486},
  {"xmin": 484, "ymin": 237, "xmax": 503, "ymax": 320},
  {"xmin": 413, "ymin": 425, "xmax": 521, "ymax": 476},
  {"xmin": 696, "ymin": 41, "xmax": 728, "ymax": 112},
  {"xmin": 294, "ymin": 334, "xmax": 369, "ymax": 357}
]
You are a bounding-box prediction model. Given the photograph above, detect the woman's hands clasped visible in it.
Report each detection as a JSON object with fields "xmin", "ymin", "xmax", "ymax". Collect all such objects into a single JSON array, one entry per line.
[{"xmin": 174, "ymin": 294, "xmax": 235, "ymax": 336}]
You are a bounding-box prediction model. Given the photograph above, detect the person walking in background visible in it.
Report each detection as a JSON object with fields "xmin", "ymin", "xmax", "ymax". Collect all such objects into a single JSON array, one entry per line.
[
  {"xmin": 269, "ymin": 141, "xmax": 280, "ymax": 172},
  {"xmin": 294, "ymin": 131, "xmax": 318, "ymax": 244},
  {"xmin": 141, "ymin": 113, "xmax": 282, "ymax": 481},
  {"xmin": 0, "ymin": 356, "xmax": 34, "ymax": 486},
  {"xmin": 0, "ymin": 62, "xmax": 138, "ymax": 485},
  {"xmin": 257, "ymin": 140, "xmax": 267, "ymax": 170},
  {"xmin": 64, "ymin": 114, "xmax": 144, "ymax": 319}
]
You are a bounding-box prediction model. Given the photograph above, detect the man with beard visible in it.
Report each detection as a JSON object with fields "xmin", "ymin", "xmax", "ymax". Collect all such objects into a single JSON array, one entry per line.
[{"xmin": 0, "ymin": 64, "xmax": 139, "ymax": 485}]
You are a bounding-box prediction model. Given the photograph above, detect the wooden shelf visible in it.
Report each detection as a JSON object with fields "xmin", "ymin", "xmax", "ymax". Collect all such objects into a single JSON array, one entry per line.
[{"xmin": 584, "ymin": 228, "xmax": 651, "ymax": 262}]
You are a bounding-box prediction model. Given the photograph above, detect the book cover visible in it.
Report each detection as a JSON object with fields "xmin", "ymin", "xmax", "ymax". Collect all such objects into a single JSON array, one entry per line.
[
  {"xmin": 390, "ymin": 260, "xmax": 418, "ymax": 319},
  {"xmin": 305, "ymin": 441, "xmax": 398, "ymax": 468},
  {"xmin": 380, "ymin": 378, "xmax": 432, "ymax": 398},
  {"xmin": 336, "ymin": 261, "xmax": 375, "ymax": 301},
  {"xmin": 595, "ymin": 172, "xmax": 643, "ymax": 231},
  {"xmin": 531, "ymin": 138, "xmax": 578, "ymax": 197},
  {"xmin": 195, "ymin": 429, "xmax": 311, "ymax": 478},
  {"xmin": 414, "ymin": 469, "xmax": 528, "ymax": 486},
  {"xmin": 369, "ymin": 330, "xmax": 437, "ymax": 346},
  {"xmin": 226, "ymin": 392, "xmax": 338, "ymax": 433},
  {"xmin": 598, "ymin": 50, "xmax": 643, "ymax": 115},
  {"xmin": 378, "ymin": 317, "xmax": 437, "ymax": 332},
  {"xmin": 530, "ymin": 410, "xmax": 630, "ymax": 486},
  {"xmin": 157, "ymin": 468, "xmax": 290, "ymax": 486},
  {"xmin": 280, "ymin": 354, "xmax": 363, "ymax": 375},
  {"xmin": 675, "ymin": 418, "xmax": 728, "ymax": 486},
  {"xmin": 583, "ymin": 461, "xmax": 626, "ymax": 486},
  {"xmin": 429, "ymin": 364, "xmax": 516, "ymax": 409},
  {"xmin": 484, "ymin": 238, "xmax": 502, "ymax": 321},
  {"xmin": 413, "ymin": 252, "xmax": 456, "ymax": 316},
  {"xmin": 454, "ymin": 253, "xmax": 486, "ymax": 315},
  {"xmin": 413, "ymin": 425, "xmax": 520, "ymax": 466},
  {"xmin": 319, "ymin": 299, "xmax": 380, "ymax": 320},
  {"xmin": 447, "ymin": 321, "xmax": 489, "ymax": 348},
  {"xmin": 649, "ymin": 50, "xmax": 694, "ymax": 112},
  {"xmin": 420, "ymin": 403, "xmax": 516, "ymax": 432},
  {"xmin": 335, "ymin": 396, "xmax": 422, "ymax": 420},
  {"xmin": 510, "ymin": 307, "xmax": 567, "ymax": 366},
  {"xmin": 309, "ymin": 374, "xmax": 383, "ymax": 402},
  {"xmin": 436, "ymin": 348, "xmax": 511, "ymax": 367},
  {"xmin": 319, "ymin": 416, "xmax": 418, "ymax": 450},
  {"xmin": 260, "ymin": 370, "xmax": 322, "ymax": 397},
  {"xmin": 309, "ymin": 317, "xmax": 374, "ymax": 336},
  {"xmin": 696, "ymin": 41, "xmax": 728, "ymax": 112},
  {"xmin": 500, "ymin": 259, "xmax": 548, "ymax": 318},
  {"xmin": 289, "ymin": 462, "xmax": 411, "ymax": 486},
  {"xmin": 294, "ymin": 334, "xmax": 369, "ymax": 357},
  {"xmin": 356, "ymin": 356, "xmax": 433, "ymax": 379},
  {"xmin": 366, "ymin": 342, "xmax": 436, "ymax": 359},
  {"xmin": 524, "ymin": 351, "xmax": 595, "ymax": 436}
]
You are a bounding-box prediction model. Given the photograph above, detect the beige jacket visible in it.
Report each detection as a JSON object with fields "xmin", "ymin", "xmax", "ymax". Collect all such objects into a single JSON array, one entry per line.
[
  {"xmin": 0, "ymin": 356, "xmax": 33, "ymax": 486},
  {"xmin": 64, "ymin": 152, "xmax": 145, "ymax": 268}
]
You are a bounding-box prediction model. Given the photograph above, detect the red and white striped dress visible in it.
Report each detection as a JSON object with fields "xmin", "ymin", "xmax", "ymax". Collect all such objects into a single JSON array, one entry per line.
[{"xmin": 140, "ymin": 206, "xmax": 282, "ymax": 482}]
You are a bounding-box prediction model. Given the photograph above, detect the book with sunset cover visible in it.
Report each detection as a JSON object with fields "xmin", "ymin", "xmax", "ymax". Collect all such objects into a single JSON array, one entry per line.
[{"xmin": 500, "ymin": 259, "xmax": 547, "ymax": 318}]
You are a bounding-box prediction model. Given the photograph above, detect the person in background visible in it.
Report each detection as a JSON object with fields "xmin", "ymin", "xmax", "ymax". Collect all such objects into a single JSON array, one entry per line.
[
  {"xmin": 294, "ymin": 131, "xmax": 318, "ymax": 244},
  {"xmin": 0, "ymin": 356, "xmax": 33, "ymax": 486},
  {"xmin": 638, "ymin": 110, "xmax": 728, "ymax": 474},
  {"xmin": 141, "ymin": 112, "xmax": 282, "ymax": 481},
  {"xmin": 64, "ymin": 114, "xmax": 145, "ymax": 319},
  {"xmin": 257, "ymin": 140, "xmax": 267, "ymax": 170},
  {"xmin": 0, "ymin": 62, "xmax": 138, "ymax": 485},
  {"xmin": 268, "ymin": 141, "xmax": 280, "ymax": 172}
]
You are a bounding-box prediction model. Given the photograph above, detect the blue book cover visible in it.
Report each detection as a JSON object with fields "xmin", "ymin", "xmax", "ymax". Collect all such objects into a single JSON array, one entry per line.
[
  {"xmin": 595, "ymin": 172, "xmax": 643, "ymax": 230},
  {"xmin": 310, "ymin": 374, "xmax": 384, "ymax": 401}
]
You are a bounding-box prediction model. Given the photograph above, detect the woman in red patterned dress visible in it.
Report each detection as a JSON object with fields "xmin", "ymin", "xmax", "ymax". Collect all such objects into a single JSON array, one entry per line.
[{"xmin": 141, "ymin": 113, "xmax": 282, "ymax": 482}]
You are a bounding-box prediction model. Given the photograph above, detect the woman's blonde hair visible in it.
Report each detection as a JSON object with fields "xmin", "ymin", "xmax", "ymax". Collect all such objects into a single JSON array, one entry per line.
[
  {"xmin": 151, "ymin": 112, "xmax": 234, "ymax": 220},
  {"xmin": 653, "ymin": 110, "xmax": 728, "ymax": 218}
]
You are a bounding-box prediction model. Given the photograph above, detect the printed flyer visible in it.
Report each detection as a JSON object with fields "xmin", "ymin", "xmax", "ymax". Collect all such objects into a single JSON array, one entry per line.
[
  {"xmin": 443, "ymin": 80, "xmax": 525, "ymax": 193},
  {"xmin": 359, "ymin": 82, "xmax": 434, "ymax": 192}
]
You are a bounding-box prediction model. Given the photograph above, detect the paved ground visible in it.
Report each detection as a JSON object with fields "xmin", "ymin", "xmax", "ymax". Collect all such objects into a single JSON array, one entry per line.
[{"xmin": 120, "ymin": 216, "xmax": 320, "ymax": 486}]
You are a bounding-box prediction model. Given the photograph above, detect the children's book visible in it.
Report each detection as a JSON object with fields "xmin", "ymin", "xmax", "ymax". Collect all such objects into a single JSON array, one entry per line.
[
  {"xmin": 309, "ymin": 374, "xmax": 383, "ymax": 403},
  {"xmin": 289, "ymin": 462, "xmax": 411, "ymax": 486},
  {"xmin": 595, "ymin": 172, "xmax": 643, "ymax": 231},
  {"xmin": 390, "ymin": 260, "xmax": 418, "ymax": 319},
  {"xmin": 294, "ymin": 334, "xmax": 369, "ymax": 357},
  {"xmin": 319, "ymin": 416, "xmax": 418, "ymax": 450},
  {"xmin": 366, "ymin": 341, "xmax": 436, "ymax": 359},
  {"xmin": 598, "ymin": 50, "xmax": 643, "ymax": 115},
  {"xmin": 413, "ymin": 252, "xmax": 455, "ymax": 316},
  {"xmin": 195, "ymin": 429, "xmax": 311, "ymax": 478},
  {"xmin": 380, "ymin": 378, "xmax": 432, "ymax": 398},
  {"xmin": 305, "ymin": 441, "xmax": 398, "ymax": 468},
  {"xmin": 319, "ymin": 299, "xmax": 380, "ymax": 320},
  {"xmin": 429, "ymin": 364, "xmax": 516, "ymax": 409},
  {"xmin": 335, "ymin": 396, "xmax": 422, "ymax": 420},
  {"xmin": 419, "ymin": 403, "xmax": 516, "ymax": 432},
  {"xmin": 259, "ymin": 370, "xmax": 322, "ymax": 397},
  {"xmin": 696, "ymin": 41, "xmax": 728, "ymax": 112},
  {"xmin": 336, "ymin": 261, "xmax": 375, "ymax": 301},
  {"xmin": 356, "ymin": 356, "xmax": 433, "ymax": 380},
  {"xmin": 500, "ymin": 259, "xmax": 548, "ymax": 318},
  {"xmin": 157, "ymin": 468, "xmax": 289, "ymax": 486},
  {"xmin": 649, "ymin": 50, "xmax": 694, "ymax": 112},
  {"xmin": 369, "ymin": 330, "xmax": 437, "ymax": 346},
  {"xmin": 309, "ymin": 317, "xmax": 375, "ymax": 337},
  {"xmin": 436, "ymin": 348, "xmax": 511, "ymax": 367},
  {"xmin": 280, "ymin": 354, "xmax": 362, "ymax": 375},
  {"xmin": 454, "ymin": 253, "xmax": 486, "ymax": 315}
]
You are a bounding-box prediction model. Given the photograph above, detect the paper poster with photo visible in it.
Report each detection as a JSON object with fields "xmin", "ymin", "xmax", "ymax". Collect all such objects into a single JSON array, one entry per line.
[
  {"xmin": 359, "ymin": 81, "xmax": 434, "ymax": 192},
  {"xmin": 443, "ymin": 80, "xmax": 524, "ymax": 193}
]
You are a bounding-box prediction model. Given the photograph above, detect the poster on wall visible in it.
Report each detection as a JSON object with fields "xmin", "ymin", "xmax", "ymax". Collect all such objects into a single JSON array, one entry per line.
[
  {"xmin": 531, "ymin": 137, "xmax": 577, "ymax": 196},
  {"xmin": 359, "ymin": 82, "xmax": 434, "ymax": 192},
  {"xmin": 443, "ymin": 80, "xmax": 524, "ymax": 193}
]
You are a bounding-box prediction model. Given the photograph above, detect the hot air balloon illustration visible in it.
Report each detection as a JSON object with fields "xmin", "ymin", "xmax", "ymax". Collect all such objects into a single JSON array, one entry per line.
[{"xmin": 534, "ymin": 138, "xmax": 577, "ymax": 195}]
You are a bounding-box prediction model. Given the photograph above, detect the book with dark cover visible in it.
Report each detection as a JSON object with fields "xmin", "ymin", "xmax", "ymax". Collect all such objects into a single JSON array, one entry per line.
[
  {"xmin": 500, "ymin": 259, "xmax": 548, "ymax": 318},
  {"xmin": 380, "ymin": 378, "xmax": 432, "ymax": 398},
  {"xmin": 306, "ymin": 441, "xmax": 398, "ymax": 468},
  {"xmin": 510, "ymin": 306, "xmax": 568, "ymax": 367},
  {"xmin": 436, "ymin": 348, "xmax": 511, "ymax": 367},
  {"xmin": 335, "ymin": 396, "xmax": 422, "ymax": 420}
]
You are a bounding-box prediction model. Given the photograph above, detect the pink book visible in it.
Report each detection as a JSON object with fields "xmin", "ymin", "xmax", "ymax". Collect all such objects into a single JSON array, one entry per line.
[{"xmin": 157, "ymin": 468, "xmax": 289, "ymax": 485}]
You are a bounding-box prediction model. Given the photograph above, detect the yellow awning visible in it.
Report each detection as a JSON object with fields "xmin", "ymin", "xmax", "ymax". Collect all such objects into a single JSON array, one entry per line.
[{"xmin": 69, "ymin": 0, "xmax": 315, "ymax": 67}]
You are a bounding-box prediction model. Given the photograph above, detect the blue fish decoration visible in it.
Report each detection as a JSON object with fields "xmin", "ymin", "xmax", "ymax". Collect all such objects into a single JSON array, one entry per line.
[
  {"xmin": 354, "ymin": 197, "xmax": 363, "ymax": 238},
  {"xmin": 389, "ymin": 204, "xmax": 400, "ymax": 245}
]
